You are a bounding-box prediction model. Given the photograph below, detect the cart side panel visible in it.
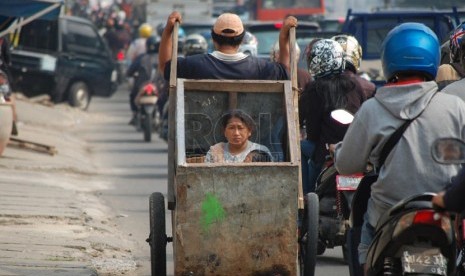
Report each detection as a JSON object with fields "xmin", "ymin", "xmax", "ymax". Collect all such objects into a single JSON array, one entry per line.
[
  {"xmin": 183, "ymin": 87, "xmax": 285, "ymax": 160},
  {"xmin": 174, "ymin": 165, "xmax": 299, "ymax": 275}
]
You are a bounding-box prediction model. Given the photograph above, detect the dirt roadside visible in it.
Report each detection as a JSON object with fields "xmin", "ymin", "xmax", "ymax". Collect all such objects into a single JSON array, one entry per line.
[{"xmin": 0, "ymin": 96, "xmax": 138, "ymax": 275}]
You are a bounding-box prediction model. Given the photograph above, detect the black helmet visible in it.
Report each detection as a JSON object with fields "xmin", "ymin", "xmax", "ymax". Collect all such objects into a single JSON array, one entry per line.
[
  {"xmin": 146, "ymin": 35, "xmax": 160, "ymax": 54},
  {"xmin": 182, "ymin": 34, "xmax": 208, "ymax": 56}
]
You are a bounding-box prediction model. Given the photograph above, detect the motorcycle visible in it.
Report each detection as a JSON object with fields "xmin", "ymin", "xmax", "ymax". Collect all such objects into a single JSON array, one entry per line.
[
  {"xmin": 347, "ymin": 137, "xmax": 462, "ymax": 276},
  {"xmin": 135, "ymin": 82, "xmax": 159, "ymax": 142},
  {"xmin": 455, "ymin": 210, "xmax": 465, "ymax": 276},
  {"xmin": 432, "ymin": 138, "xmax": 465, "ymax": 276},
  {"xmin": 315, "ymin": 158, "xmax": 364, "ymax": 259},
  {"xmin": 366, "ymin": 192, "xmax": 455, "ymax": 275},
  {"xmin": 315, "ymin": 109, "xmax": 363, "ymax": 259},
  {"xmin": 115, "ymin": 49, "xmax": 127, "ymax": 84}
]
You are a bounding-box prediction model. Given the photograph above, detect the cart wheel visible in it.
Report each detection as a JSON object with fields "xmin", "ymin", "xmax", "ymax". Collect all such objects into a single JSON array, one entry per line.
[
  {"xmin": 342, "ymin": 242, "xmax": 349, "ymax": 263},
  {"xmin": 304, "ymin": 192, "xmax": 319, "ymax": 276},
  {"xmin": 317, "ymin": 240, "xmax": 326, "ymax": 255},
  {"xmin": 149, "ymin": 192, "xmax": 167, "ymax": 276},
  {"xmin": 144, "ymin": 114, "xmax": 152, "ymax": 142}
]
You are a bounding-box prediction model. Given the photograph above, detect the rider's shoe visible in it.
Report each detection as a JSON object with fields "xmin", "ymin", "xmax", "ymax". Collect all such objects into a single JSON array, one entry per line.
[{"xmin": 128, "ymin": 115, "xmax": 137, "ymax": 126}]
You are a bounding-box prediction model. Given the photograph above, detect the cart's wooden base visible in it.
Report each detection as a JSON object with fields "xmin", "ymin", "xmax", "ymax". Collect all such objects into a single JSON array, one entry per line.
[{"xmin": 174, "ymin": 165, "xmax": 299, "ymax": 275}]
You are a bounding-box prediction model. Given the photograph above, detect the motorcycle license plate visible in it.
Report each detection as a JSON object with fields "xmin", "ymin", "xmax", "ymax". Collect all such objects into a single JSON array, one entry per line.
[
  {"xmin": 401, "ymin": 247, "xmax": 447, "ymax": 275},
  {"xmin": 336, "ymin": 174, "xmax": 363, "ymax": 191}
]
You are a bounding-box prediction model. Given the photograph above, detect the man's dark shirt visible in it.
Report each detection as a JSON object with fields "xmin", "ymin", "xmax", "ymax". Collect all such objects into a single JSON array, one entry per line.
[{"xmin": 164, "ymin": 52, "xmax": 288, "ymax": 80}]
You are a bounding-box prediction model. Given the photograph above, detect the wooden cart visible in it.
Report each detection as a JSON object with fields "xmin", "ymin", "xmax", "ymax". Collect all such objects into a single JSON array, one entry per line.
[{"xmin": 147, "ymin": 24, "xmax": 319, "ymax": 276}]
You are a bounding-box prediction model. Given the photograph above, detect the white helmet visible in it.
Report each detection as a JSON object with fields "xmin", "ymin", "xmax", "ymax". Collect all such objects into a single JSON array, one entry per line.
[
  {"xmin": 270, "ymin": 40, "xmax": 300, "ymax": 63},
  {"xmin": 332, "ymin": 34, "xmax": 362, "ymax": 72}
]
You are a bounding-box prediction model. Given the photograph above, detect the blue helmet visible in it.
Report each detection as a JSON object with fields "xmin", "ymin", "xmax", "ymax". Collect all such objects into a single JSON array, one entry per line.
[{"xmin": 381, "ymin": 22, "xmax": 440, "ymax": 81}]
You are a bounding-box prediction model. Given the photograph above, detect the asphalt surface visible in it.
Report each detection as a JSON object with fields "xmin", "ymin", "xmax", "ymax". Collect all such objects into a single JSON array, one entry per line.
[{"xmin": 0, "ymin": 91, "xmax": 141, "ymax": 275}]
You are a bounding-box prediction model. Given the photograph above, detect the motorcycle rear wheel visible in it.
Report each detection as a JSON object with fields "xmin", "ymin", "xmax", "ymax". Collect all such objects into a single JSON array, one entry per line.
[{"xmin": 144, "ymin": 114, "xmax": 152, "ymax": 142}]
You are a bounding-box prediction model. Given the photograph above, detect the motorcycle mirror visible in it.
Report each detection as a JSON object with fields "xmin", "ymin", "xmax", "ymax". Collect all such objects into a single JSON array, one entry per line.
[
  {"xmin": 432, "ymin": 138, "xmax": 465, "ymax": 164},
  {"xmin": 331, "ymin": 109, "xmax": 354, "ymax": 125}
]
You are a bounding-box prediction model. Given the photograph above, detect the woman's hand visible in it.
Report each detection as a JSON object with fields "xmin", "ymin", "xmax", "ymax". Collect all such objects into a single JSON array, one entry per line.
[
  {"xmin": 327, "ymin": 143, "xmax": 337, "ymax": 158},
  {"xmin": 432, "ymin": 191, "xmax": 446, "ymax": 208}
]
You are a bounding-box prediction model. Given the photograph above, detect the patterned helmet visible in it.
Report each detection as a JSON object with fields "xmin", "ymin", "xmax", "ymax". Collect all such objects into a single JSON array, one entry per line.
[
  {"xmin": 332, "ymin": 34, "xmax": 362, "ymax": 72},
  {"xmin": 449, "ymin": 23, "xmax": 465, "ymax": 63},
  {"xmin": 306, "ymin": 38, "xmax": 345, "ymax": 79}
]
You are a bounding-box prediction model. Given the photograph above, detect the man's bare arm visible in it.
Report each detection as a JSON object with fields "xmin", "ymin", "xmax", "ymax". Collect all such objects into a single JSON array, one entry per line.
[
  {"xmin": 278, "ymin": 16, "xmax": 298, "ymax": 73},
  {"xmin": 158, "ymin": 11, "xmax": 182, "ymax": 74}
]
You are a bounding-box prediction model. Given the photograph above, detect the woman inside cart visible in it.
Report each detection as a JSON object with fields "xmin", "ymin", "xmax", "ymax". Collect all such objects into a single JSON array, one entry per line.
[{"xmin": 205, "ymin": 109, "xmax": 273, "ymax": 163}]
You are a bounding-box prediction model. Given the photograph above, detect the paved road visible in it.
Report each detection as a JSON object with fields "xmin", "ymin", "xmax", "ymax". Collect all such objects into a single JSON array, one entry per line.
[{"xmin": 82, "ymin": 83, "xmax": 173, "ymax": 275}]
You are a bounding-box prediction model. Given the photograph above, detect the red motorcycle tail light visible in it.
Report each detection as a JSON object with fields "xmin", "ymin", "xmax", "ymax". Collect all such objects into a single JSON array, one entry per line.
[
  {"xmin": 393, "ymin": 210, "xmax": 453, "ymax": 242},
  {"xmin": 116, "ymin": 51, "xmax": 125, "ymax": 61},
  {"xmin": 413, "ymin": 210, "xmax": 442, "ymax": 227}
]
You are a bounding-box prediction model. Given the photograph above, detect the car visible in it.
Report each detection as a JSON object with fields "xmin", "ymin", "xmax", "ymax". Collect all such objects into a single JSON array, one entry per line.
[
  {"xmin": 317, "ymin": 18, "xmax": 345, "ymax": 32},
  {"xmin": 341, "ymin": 8, "xmax": 464, "ymax": 85},
  {"xmin": 9, "ymin": 15, "xmax": 117, "ymax": 110},
  {"xmin": 244, "ymin": 20, "xmax": 321, "ymax": 61},
  {"xmin": 180, "ymin": 20, "xmax": 216, "ymax": 37}
]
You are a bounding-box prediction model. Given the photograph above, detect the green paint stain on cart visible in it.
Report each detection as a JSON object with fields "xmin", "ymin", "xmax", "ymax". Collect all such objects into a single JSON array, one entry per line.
[{"xmin": 201, "ymin": 193, "xmax": 226, "ymax": 233}]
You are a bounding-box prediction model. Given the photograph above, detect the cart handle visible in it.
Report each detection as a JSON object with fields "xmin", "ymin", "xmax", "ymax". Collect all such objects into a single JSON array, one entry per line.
[
  {"xmin": 167, "ymin": 21, "xmax": 179, "ymax": 210},
  {"xmin": 169, "ymin": 21, "xmax": 179, "ymax": 89},
  {"xmin": 289, "ymin": 26, "xmax": 304, "ymax": 209},
  {"xmin": 289, "ymin": 26, "xmax": 297, "ymax": 95}
]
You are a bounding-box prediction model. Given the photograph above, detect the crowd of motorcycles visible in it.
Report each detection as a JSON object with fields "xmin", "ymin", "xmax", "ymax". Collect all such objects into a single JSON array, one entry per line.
[
  {"xmin": 127, "ymin": 83, "xmax": 465, "ymax": 275},
  {"xmin": 124, "ymin": 74, "xmax": 465, "ymax": 274},
  {"xmin": 299, "ymin": 109, "xmax": 465, "ymax": 276}
]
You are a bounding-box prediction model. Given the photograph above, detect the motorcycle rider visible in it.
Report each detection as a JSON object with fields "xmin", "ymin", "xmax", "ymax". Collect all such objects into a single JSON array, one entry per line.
[
  {"xmin": 432, "ymin": 33, "xmax": 465, "ymax": 213},
  {"xmin": 331, "ymin": 34, "xmax": 376, "ymax": 99},
  {"xmin": 436, "ymin": 22, "xmax": 465, "ymax": 90},
  {"xmin": 299, "ymin": 38, "xmax": 366, "ymax": 194},
  {"xmin": 182, "ymin": 33, "xmax": 209, "ymax": 56},
  {"xmin": 126, "ymin": 23, "xmax": 153, "ymax": 64},
  {"xmin": 433, "ymin": 167, "xmax": 465, "ymax": 212},
  {"xmin": 439, "ymin": 32, "xmax": 465, "ymax": 101},
  {"xmin": 126, "ymin": 35, "xmax": 159, "ymax": 125},
  {"xmin": 332, "ymin": 22, "xmax": 465, "ymax": 274},
  {"xmin": 269, "ymin": 40, "xmax": 310, "ymax": 162}
]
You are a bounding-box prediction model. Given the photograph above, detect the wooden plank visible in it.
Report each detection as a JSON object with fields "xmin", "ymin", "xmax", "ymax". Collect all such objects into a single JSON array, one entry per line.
[
  {"xmin": 8, "ymin": 137, "xmax": 57, "ymax": 155},
  {"xmin": 183, "ymin": 80, "xmax": 285, "ymax": 93},
  {"xmin": 228, "ymin": 92, "xmax": 237, "ymax": 110},
  {"xmin": 174, "ymin": 165, "xmax": 299, "ymax": 275},
  {"xmin": 289, "ymin": 27, "xmax": 304, "ymax": 209}
]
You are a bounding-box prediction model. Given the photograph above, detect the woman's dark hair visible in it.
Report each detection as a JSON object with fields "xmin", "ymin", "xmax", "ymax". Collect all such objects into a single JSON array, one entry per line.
[
  {"xmin": 302, "ymin": 74, "xmax": 357, "ymax": 113},
  {"xmin": 211, "ymin": 30, "xmax": 245, "ymax": 47},
  {"xmin": 221, "ymin": 109, "xmax": 255, "ymax": 132}
]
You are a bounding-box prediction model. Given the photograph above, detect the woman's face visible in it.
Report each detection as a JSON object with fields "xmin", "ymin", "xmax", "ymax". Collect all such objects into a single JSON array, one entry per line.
[{"xmin": 224, "ymin": 117, "xmax": 251, "ymax": 147}]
